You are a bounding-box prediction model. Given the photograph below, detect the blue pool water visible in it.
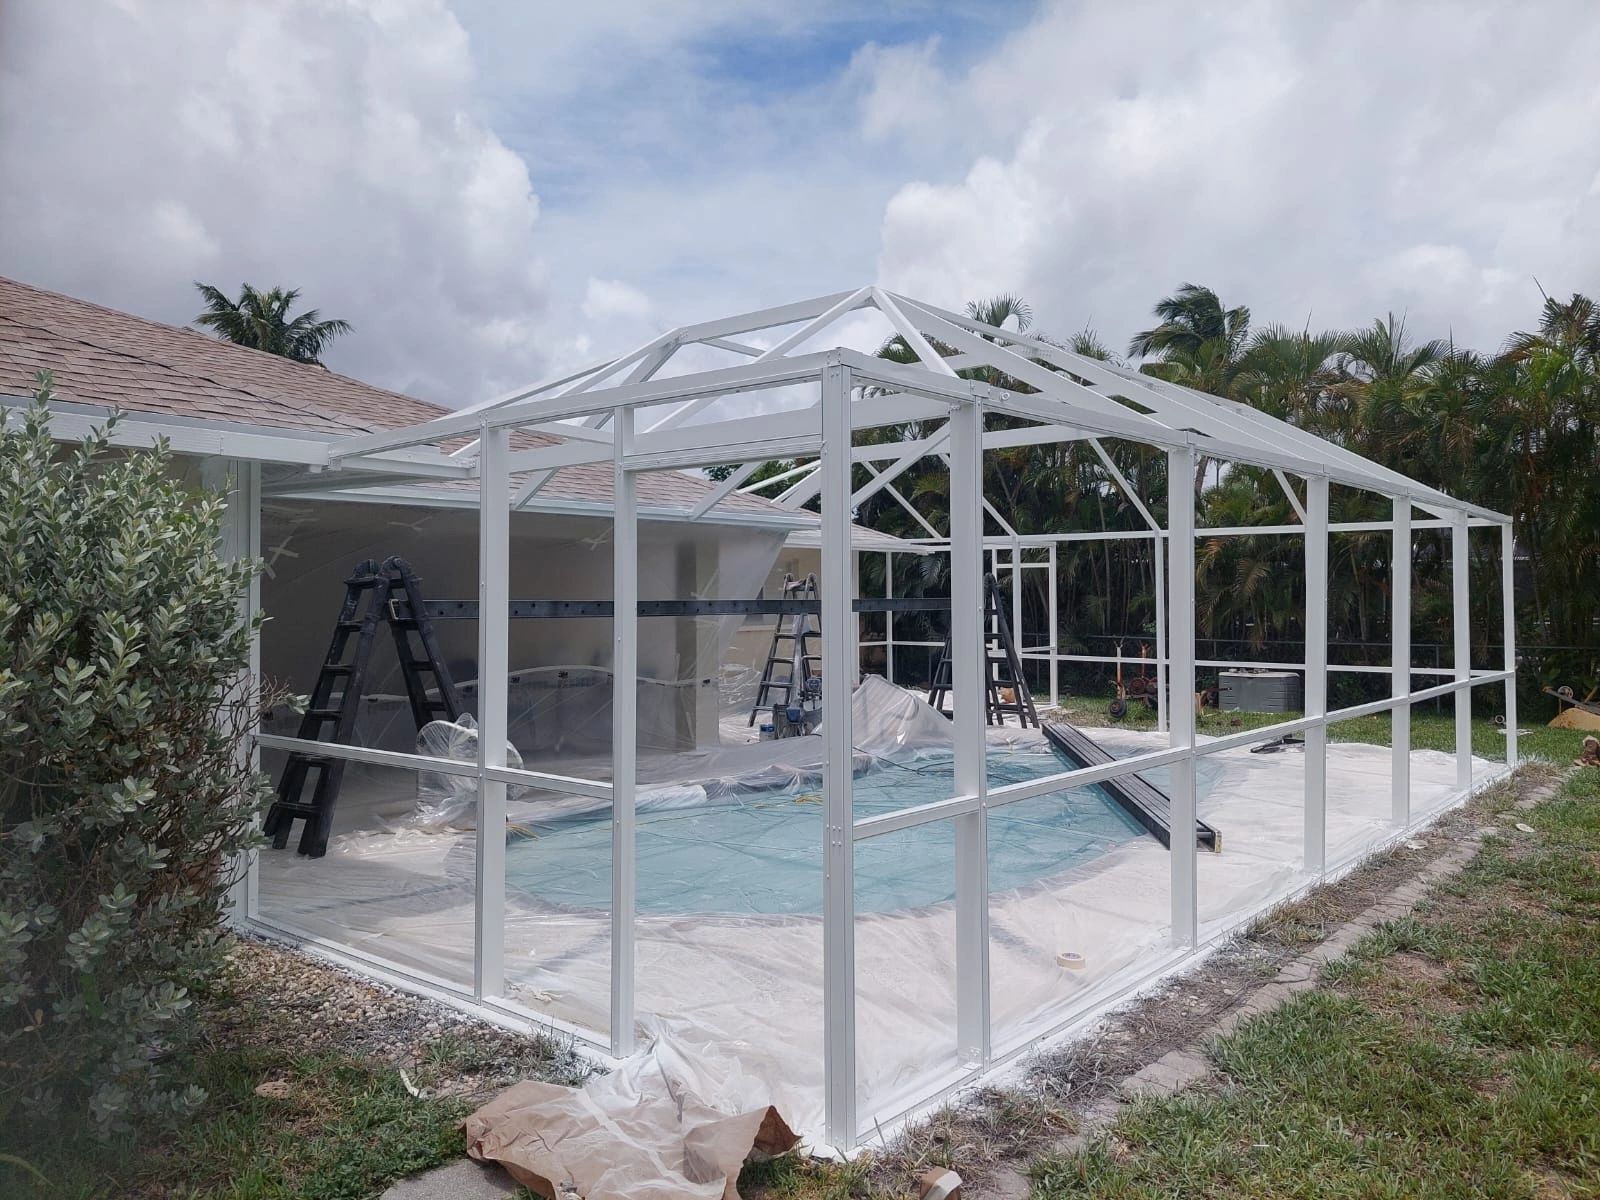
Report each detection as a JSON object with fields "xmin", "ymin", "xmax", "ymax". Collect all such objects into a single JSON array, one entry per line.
[{"xmin": 504, "ymin": 745, "xmax": 1152, "ymax": 916}]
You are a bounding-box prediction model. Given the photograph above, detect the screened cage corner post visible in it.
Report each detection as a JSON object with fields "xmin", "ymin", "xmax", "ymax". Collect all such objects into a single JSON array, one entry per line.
[
  {"xmin": 1451, "ymin": 508, "xmax": 1472, "ymax": 790},
  {"xmin": 1391, "ymin": 498, "xmax": 1413, "ymax": 825},
  {"xmin": 1154, "ymin": 530, "xmax": 1169, "ymax": 734},
  {"xmin": 474, "ymin": 424, "xmax": 511, "ymax": 1001},
  {"xmin": 820, "ymin": 363, "xmax": 858, "ymax": 1151},
  {"xmin": 207, "ymin": 456, "xmax": 263, "ymax": 925},
  {"xmin": 1166, "ymin": 446, "xmax": 1198, "ymax": 949},
  {"xmin": 1501, "ymin": 521, "xmax": 1518, "ymax": 769},
  {"xmin": 611, "ymin": 404, "xmax": 639, "ymax": 1057},
  {"xmin": 884, "ymin": 550, "xmax": 895, "ymax": 686},
  {"xmin": 950, "ymin": 391, "xmax": 990, "ymax": 1071},
  {"xmin": 1047, "ymin": 540, "xmax": 1060, "ymax": 707},
  {"xmin": 1302, "ymin": 474, "xmax": 1330, "ymax": 877}
]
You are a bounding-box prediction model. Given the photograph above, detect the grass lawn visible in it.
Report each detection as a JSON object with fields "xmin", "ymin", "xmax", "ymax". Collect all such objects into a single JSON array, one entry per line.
[
  {"xmin": 1029, "ymin": 765, "xmax": 1600, "ymax": 1198},
  {"xmin": 0, "ymin": 941, "xmax": 585, "ymax": 1200},
  {"xmin": 1052, "ymin": 699, "xmax": 1592, "ymax": 766}
]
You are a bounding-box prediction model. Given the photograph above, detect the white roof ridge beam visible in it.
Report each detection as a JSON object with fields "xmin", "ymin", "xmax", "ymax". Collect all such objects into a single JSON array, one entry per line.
[
  {"xmin": 870, "ymin": 288, "xmax": 958, "ymax": 377},
  {"xmin": 891, "ymin": 295, "xmax": 1468, "ymax": 509},
  {"xmin": 881, "ymin": 298, "xmax": 1186, "ymax": 433},
  {"xmin": 889, "ymin": 294, "xmax": 1323, "ymax": 470},
  {"xmin": 330, "ymin": 352, "xmax": 837, "ymax": 459},
  {"xmin": 668, "ymin": 288, "xmax": 864, "ymax": 345},
  {"xmin": 641, "ymin": 288, "xmax": 874, "ymax": 436},
  {"xmin": 1125, "ymin": 369, "xmax": 1487, "ymax": 518}
]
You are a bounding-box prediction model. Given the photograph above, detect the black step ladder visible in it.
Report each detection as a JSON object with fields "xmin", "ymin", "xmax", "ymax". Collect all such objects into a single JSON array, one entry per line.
[
  {"xmin": 927, "ymin": 573, "xmax": 1038, "ymax": 728},
  {"xmin": 263, "ymin": 556, "xmax": 463, "ymax": 857},
  {"xmin": 748, "ymin": 573, "xmax": 822, "ymax": 726}
]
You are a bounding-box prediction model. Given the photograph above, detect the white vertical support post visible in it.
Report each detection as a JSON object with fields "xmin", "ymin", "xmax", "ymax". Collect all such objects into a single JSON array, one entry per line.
[
  {"xmin": 611, "ymin": 406, "xmax": 638, "ymax": 1056},
  {"xmin": 1303, "ymin": 475, "xmax": 1329, "ymax": 877},
  {"xmin": 207, "ymin": 458, "xmax": 261, "ymax": 924},
  {"xmin": 1501, "ymin": 522, "xmax": 1518, "ymax": 769},
  {"xmin": 950, "ymin": 391, "xmax": 990, "ymax": 1067},
  {"xmin": 1391, "ymin": 498, "xmax": 1412, "ymax": 825},
  {"xmin": 1167, "ymin": 448, "xmax": 1197, "ymax": 949},
  {"xmin": 820, "ymin": 363, "xmax": 857, "ymax": 1150},
  {"xmin": 884, "ymin": 551, "xmax": 895, "ymax": 686},
  {"xmin": 1452, "ymin": 508, "xmax": 1472, "ymax": 790},
  {"xmin": 475, "ymin": 425, "xmax": 510, "ymax": 1001},
  {"xmin": 1010, "ymin": 540, "xmax": 1023, "ymax": 688},
  {"xmin": 1153, "ymin": 533, "xmax": 1169, "ymax": 734},
  {"xmin": 1047, "ymin": 541, "xmax": 1060, "ymax": 707}
]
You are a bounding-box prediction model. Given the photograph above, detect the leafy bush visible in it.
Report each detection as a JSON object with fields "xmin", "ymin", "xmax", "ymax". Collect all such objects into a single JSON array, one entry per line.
[{"xmin": 0, "ymin": 376, "xmax": 268, "ymax": 1134}]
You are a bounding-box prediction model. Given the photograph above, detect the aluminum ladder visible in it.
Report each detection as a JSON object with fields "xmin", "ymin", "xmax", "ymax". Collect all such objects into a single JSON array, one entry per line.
[
  {"xmin": 263, "ymin": 556, "xmax": 463, "ymax": 857},
  {"xmin": 748, "ymin": 572, "xmax": 822, "ymax": 726},
  {"xmin": 927, "ymin": 572, "xmax": 1038, "ymax": 728}
]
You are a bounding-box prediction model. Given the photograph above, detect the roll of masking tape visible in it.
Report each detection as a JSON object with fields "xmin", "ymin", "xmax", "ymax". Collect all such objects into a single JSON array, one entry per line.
[{"xmin": 1056, "ymin": 951, "xmax": 1087, "ymax": 970}]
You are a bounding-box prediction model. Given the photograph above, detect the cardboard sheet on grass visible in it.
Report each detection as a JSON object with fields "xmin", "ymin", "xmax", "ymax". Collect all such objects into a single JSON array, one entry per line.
[{"xmin": 466, "ymin": 1026, "xmax": 797, "ymax": 1200}]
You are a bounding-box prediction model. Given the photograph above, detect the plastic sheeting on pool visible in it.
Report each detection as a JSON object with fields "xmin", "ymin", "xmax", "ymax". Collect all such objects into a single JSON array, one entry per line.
[{"xmin": 256, "ymin": 678, "xmax": 1497, "ymax": 1141}]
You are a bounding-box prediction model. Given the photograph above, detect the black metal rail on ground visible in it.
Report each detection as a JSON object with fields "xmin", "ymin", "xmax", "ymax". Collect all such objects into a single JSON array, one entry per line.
[{"xmin": 1042, "ymin": 720, "xmax": 1221, "ymax": 852}]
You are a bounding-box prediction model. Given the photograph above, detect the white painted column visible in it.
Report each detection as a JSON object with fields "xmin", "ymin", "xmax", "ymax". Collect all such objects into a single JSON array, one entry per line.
[
  {"xmin": 475, "ymin": 425, "xmax": 510, "ymax": 1001},
  {"xmin": 1391, "ymin": 499, "xmax": 1412, "ymax": 825},
  {"xmin": 1452, "ymin": 509, "xmax": 1472, "ymax": 790},
  {"xmin": 611, "ymin": 407, "xmax": 638, "ymax": 1056},
  {"xmin": 884, "ymin": 550, "xmax": 895, "ymax": 685},
  {"xmin": 207, "ymin": 457, "xmax": 261, "ymax": 925},
  {"xmin": 1153, "ymin": 532, "xmax": 1169, "ymax": 735},
  {"xmin": 1303, "ymin": 475, "xmax": 1329, "ymax": 877},
  {"xmin": 950, "ymin": 392, "xmax": 990, "ymax": 1067},
  {"xmin": 1167, "ymin": 448, "xmax": 1198, "ymax": 949},
  {"xmin": 820, "ymin": 364, "xmax": 858, "ymax": 1150},
  {"xmin": 1501, "ymin": 522, "xmax": 1518, "ymax": 769},
  {"xmin": 1047, "ymin": 541, "xmax": 1060, "ymax": 707},
  {"xmin": 1011, "ymin": 540, "xmax": 1023, "ymax": 682}
]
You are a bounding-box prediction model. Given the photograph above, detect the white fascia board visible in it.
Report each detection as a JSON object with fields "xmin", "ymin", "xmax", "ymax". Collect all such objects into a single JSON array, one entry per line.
[{"xmin": 12, "ymin": 396, "xmax": 463, "ymax": 478}]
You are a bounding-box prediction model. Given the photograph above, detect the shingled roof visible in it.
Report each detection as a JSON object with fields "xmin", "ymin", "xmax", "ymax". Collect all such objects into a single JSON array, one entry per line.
[{"xmin": 0, "ymin": 275, "xmax": 783, "ymax": 517}]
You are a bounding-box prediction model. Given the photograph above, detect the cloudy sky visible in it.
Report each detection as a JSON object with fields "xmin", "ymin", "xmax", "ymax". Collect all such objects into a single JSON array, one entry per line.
[{"xmin": 2, "ymin": 0, "xmax": 1597, "ymax": 408}]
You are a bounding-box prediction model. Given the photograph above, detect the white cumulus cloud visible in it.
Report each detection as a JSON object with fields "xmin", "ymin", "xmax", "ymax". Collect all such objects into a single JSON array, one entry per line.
[
  {"xmin": 0, "ymin": 0, "xmax": 550, "ymax": 405},
  {"xmin": 872, "ymin": 0, "xmax": 1600, "ymax": 353}
]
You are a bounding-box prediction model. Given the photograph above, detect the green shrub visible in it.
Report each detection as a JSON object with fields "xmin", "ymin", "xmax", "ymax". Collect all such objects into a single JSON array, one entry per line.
[{"xmin": 0, "ymin": 375, "xmax": 268, "ymax": 1134}]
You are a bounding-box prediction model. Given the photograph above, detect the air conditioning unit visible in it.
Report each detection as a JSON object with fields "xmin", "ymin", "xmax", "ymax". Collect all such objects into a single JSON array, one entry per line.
[{"xmin": 1218, "ymin": 669, "xmax": 1303, "ymax": 713}]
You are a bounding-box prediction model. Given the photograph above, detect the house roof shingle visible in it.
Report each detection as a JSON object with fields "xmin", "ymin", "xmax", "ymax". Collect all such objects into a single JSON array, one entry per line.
[{"xmin": 0, "ymin": 275, "xmax": 783, "ymax": 517}]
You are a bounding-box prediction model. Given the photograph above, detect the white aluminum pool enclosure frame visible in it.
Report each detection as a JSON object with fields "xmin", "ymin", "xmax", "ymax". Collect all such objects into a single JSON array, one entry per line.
[{"xmin": 232, "ymin": 288, "xmax": 1514, "ymax": 1151}]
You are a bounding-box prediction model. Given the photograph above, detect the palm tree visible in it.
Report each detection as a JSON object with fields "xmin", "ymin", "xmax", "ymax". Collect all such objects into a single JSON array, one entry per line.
[
  {"xmin": 1128, "ymin": 283, "xmax": 1251, "ymax": 360},
  {"xmin": 192, "ymin": 283, "xmax": 352, "ymax": 365}
]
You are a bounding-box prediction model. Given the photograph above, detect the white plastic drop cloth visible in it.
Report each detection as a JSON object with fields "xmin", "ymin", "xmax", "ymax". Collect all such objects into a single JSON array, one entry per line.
[
  {"xmin": 256, "ymin": 678, "xmax": 1499, "ymax": 1144},
  {"xmin": 465, "ymin": 1023, "xmax": 798, "ymax": 1200}
]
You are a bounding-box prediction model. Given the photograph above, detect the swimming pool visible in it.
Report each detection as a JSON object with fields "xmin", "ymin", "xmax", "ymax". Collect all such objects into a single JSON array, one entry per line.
[{"xmin": 504, "ymin": 744, "xmax": 1156, "ymax": 916}]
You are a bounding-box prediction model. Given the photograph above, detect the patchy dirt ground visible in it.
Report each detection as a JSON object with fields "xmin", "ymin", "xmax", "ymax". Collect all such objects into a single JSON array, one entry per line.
[{"xmin": 215, "ymin": 934, "xmax": 591, "ymax": 1103}]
